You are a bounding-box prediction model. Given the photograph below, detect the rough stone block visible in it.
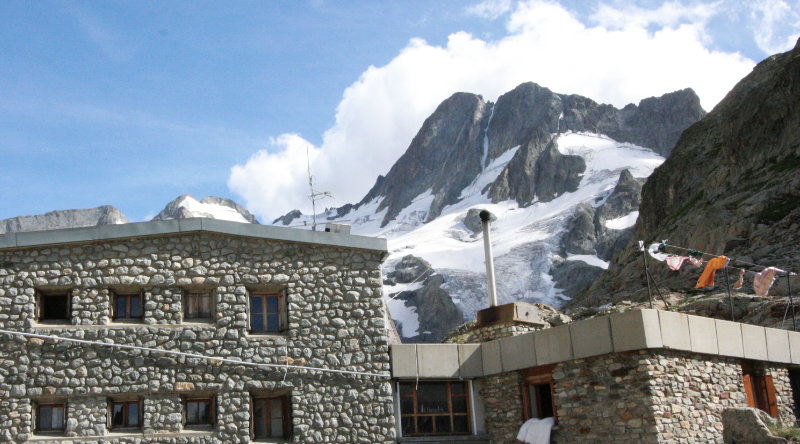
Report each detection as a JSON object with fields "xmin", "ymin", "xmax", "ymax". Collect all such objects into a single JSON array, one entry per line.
[
  {"xmin": 482, "ymin": 339, "xmax": 502, "ymax": 376},
  {"xmin": 534, "ymin": 324, "xmax": 572, "ymax": 365},
  {"xmin": 765, "ymin": 327, "xmax": 791, "ymax": 364},
  {"xmin": 390, "ymin": 344, "xmax": 417, "ymax": 378},
  {"xmin": 741, "ymin": 323, "xmax": 768, "ymax": 361},
  {"xmin": 716, "ymin": 319, "xmax": 744, "ymax": 358},
  {"xmin": 571, "ymin": 315, "xmax": 612, "ymax": 359},
  {"xmin": 659, "ymin": 311, "xmax": 692, "ymax": 351},
  {"xmin": 688, "ymin": 314, "xmax": 718, "ymax": 355},
  {"xmin": 610, "ymin": 309, "xmax": 662, "ymax": 352},
  {"xmin": 458, "ymin": 344, "xmax": 483, "ymax": 378},
  {"xmin": 417, "ymin": 344, "xmax": 459, "ymax": 378},
  {"xmin": 499, "ymin": 332, "xmax": 536, "ymax": 372}
]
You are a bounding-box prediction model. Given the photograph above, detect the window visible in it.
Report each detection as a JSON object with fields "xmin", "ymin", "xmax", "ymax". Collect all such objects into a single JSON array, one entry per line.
[
  {"xmin": 249, "ymin": 292, "xmax": 287, "ymax": 333},
  {"xmin": 742, "ymin": 363, "xmax": 778, "ymax": 417},
  {"xmin": 398, "ymin": 381, "xmax": 471, "ymax": 436},
  {"xmin": 252, "ymin": 395, "xmax": 291, "ymax": 440},
  {"xmin": 522, "ymin": 365, "xmax": 557, "ymax": 422},
  {"xmin": 35, "ymin": 402, "xmax": 66, "ymax": 433},
  {"xmin": 37, "ymin": 291, "xmax": 71, "ymax": 322},
  {"xmin": 184, "ymin": 292, "xmax": 212, "ymax": 320},
  {"xmin": 110, "ymin": 399, "xmax": 141, "ymax": 430},
  {"xmin": 113, "ymin": 292, "xmax": 142, "ymax": 321},
  {"xmin": 184, "ymin": 397, "xmax": 214, "ymax": 427}
]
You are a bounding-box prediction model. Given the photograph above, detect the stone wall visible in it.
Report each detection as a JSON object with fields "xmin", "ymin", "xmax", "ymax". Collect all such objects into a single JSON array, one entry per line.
[
  {"xmin": 0, "ymin": 232, "xmax": 395, "ymax": 443},
  {"xmin": 480, "ymin": 371, "xmax": 525, "ymax": 443},
  {"xmin": 447, "ymin": 320, "xmax": 542, "ymax": 343}
]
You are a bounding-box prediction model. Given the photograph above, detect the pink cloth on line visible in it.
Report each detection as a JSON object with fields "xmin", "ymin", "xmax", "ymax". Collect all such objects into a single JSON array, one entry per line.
[
  {"xmin": 754, "ymin": 267, "xmax": 780, "ymax": 297},
  {"xmin": 666, "ymin": 256, "xmax": 689, "ymax": 271}
]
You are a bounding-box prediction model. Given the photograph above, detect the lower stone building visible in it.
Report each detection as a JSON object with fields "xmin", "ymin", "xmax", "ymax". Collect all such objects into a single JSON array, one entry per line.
[
  {"xmin": 0, "ymin": 218, "xmax": 396, "ymax": 443},
  {"xmin": 391, "ymin": 306, "xmax": 800, "ymax": 443}
]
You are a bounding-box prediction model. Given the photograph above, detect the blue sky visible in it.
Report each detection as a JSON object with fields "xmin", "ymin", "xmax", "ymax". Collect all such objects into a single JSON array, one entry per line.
[{"xmin": 1, "ymin": 1, "xmax": 798, "ymax": 222}]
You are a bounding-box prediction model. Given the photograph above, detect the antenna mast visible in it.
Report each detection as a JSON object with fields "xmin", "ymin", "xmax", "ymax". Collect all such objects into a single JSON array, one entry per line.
[{"xmin": 306, "ymin": 146, "xmax": 332, "ymax": 231}]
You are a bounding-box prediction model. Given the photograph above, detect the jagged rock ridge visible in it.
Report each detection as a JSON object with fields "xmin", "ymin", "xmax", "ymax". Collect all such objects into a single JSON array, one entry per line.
[
  {"xmin": 153, "ymin": 194, "xmax": 259, "ymax": 224},
  {"xmin": 0, "ymin": 206, "xmax": 129, "ymax": 234}
]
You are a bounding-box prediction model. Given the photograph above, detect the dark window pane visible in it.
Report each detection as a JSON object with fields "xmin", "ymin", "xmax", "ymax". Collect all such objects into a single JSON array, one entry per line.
[
  {"xmin": 417, "ymin": 384, "xmax": 448, "ymax": 413},
  {"xmin": 130, "ymin": 296, "xmax": 141, "ymax": 318},
  {"xmin": 253, "ymin": 400, "xmax": 267, "ymax": 438},
  {"xmin": 186, "ymin": 295, "xmax": 197, "ymax": 317},
  {"xmin": 435, "ymin": 415, "xmax": 451, "ymax": 434},
  {"xmin": 187, "ymin": 401, "xmax": 198, "ymax": 423},
  {"xmin": 115, "ymin": 297, "xmax": 127, "ymax": 318},
  {"xmin": 417, "ymin": 416, "xmax": 433, "ymax": 434},
  {"xmin": 400, "ymin": 397, "xmax": 414, "ymax": 414},
  {"xmin": 251, "ymin": 296, "xmax": 263, "ymax": 314},
  {"xmin": 112, "ymin": 403, "xmax": 124, "ymax": 426},
  {"xmin": 401, "ymin": 416, "xmax": 415, "ymax": 435},
  {"xmin": 199, "ymin": 401, "xmax": 210, "ymax": 424},
  {"xmin": 266, "ymin": 314, "xmax": 280, "ymax": 331},
  {"xmin": 270, "ymin": 418, "xmax": 283, "ymax": 437},
  {"xmin": 198, "ymin": 295, "xmax": 211, "ymax": 316},
  {"xmin": 450, "ymin": 382, "xmax": 465, "ymax": 394},
  {"xmin": 452, "ymin": 396, "xmax": 468, "ymax": 413},
  {"xmin": 251, "ymin": 314, "xmax": 264, "ymax": 332},
  {"xmin": 128, "ymin": 403, "xmax": 139, "ymax": 426},
  {"xmin": 51, "ymin": 407, "xmax": 64, "ymax": 430},
  {"xmin": 399, "ymin": 382, "xmax": 413, "ymax": 395},
  {"xmin": 38, "ymin": 406, "xmax": 51, "ymax": 430},
  {"xmin": 41, "ymin": 294, "xmax": 69, "ymax": 320},
  {"xmin": 453, "ymin": 415, "xmax": 469, "ymax": 433},
  {"xmin": 266, "ymin": 295, "xmax": 279, "ymax": 313}
]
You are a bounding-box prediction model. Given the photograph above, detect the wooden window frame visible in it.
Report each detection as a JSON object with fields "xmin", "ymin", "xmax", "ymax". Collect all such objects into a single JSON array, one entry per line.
[
  {"xmin": 183, "ymin": 291, "xmax": 212, "ymax": 320},
  {"xmin": 398, "ymin": 381, "xmax": 471, "ymax": 436},
  {"xmin": 183, "ymin": 397, "xmax": 215, "ymax": 427},
  {"xmin": 36, "ymin": 290, "xmax": 72, "ymax": 323},
  {"xmin": 34, "ymin": 401, "xmax": 67, "ymax": 434},
  {"xmin": 521, "ymin": 365, "xmax": 557, "ymax": 424},
  {"xmin": 250, "ymin": 395, "xmax": 292, "ymax": 440},
  {"xmin": 109, "ymin": 399, "xmax": 142, "ymax": 430},
  {"xmin": 112, "ymin": 292, "xmax": 143, "ymax": 321},
  {"xmin": 742, "ymin": 363, "xmax": 779, "ymax": 417},
  {"xmin": 249, "ymin": 292, "xmax": 287, "ymax": 333}
]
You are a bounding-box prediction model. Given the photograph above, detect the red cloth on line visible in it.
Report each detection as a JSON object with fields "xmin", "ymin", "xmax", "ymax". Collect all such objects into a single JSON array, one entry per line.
[{"xmin": 695, "ymin": 256, "xmax": 728, "ymax": 288}]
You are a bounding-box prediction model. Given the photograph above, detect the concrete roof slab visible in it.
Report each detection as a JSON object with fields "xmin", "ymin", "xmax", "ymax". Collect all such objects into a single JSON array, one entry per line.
[
  {"xmin": 789, "ymin": 331, "xmax": 800, "ymax": 364},
  {"xmin": 499, "ymin": 332, "xmax": 536, "ymax": 372},
  {"xmin": 391, "ymin": 345, "xmax": 417, "ymax": 378},
  {"xmin": 0, "ymin": 233, "xmax": 17, "ymax": 249},
  {"xmin": 715, "ymin": 319, "xmax": 744, "ymax": 358},
  {"xmin": 741, "ymin": 323, "xmax": 768, "ymax": 361},
  {"xmin": 659, "ymin": 311, "xmax": 692, "ymax": 351},
  {"xmin": 571, "ymin": 316, "xmax": 612, "ymax": 359},
  {"xmin": 417, "ymin": 344, "xmax": 460, "ymax": 378},
  {"xmin": 459, "ymin": 344, "xmax": 483, "ymax": 378},
  {"xmin": 688, "ymin": 314, "xmax": 718, "ymax": 355},
  {"xmin": 534, "ymin": 325, "xmax": 572, "ymax": 365},
  {"xmin": 765, "ymin": 328, "xmax": 791, "ymax": 364},
  {"xmin": 482, "ymin": 340, "xmax": 502, "ymax": 376},
  {"xmin": 610, "ymin": 309, "xmax": 662, "ymax": 352}
]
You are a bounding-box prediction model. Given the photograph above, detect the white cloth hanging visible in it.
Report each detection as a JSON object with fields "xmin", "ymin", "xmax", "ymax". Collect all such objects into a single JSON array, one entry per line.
[{"xmin": 516, "ymin": 417, "xmax": 554, "ymax": 444}]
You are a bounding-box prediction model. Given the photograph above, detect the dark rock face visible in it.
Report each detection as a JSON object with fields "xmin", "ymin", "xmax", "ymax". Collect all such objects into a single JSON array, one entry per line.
[
  {"xmin": 273, "ymin": 209, "xmax": 303, "ymax": 226},
  {"xmin": 576, "ymin": 38, "xmax": 800, "ymax": 307},
  {"xmin": 0, "ymin": 206, "xmax": 129, "ymax": 234},
  {"xmin": 153, "ymin": 194, "xmax": 259, "ymax": 224},
  {"xmin": 463, "ymin": 208, "xmax": 495, "ymax": 234},
  {"xmin": 353, "ymin": 82, "xmax": 703, "ymax": 228},
  {"xmin": 386, "ymin": 255, "xmax": 463, "ymax": 343}
]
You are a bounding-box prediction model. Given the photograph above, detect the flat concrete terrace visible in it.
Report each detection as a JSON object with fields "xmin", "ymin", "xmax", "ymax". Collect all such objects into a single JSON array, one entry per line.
[
  {"xmin": 391, "ymin": 309, "xmax": 799, "ymax": 378},
  {"xmin": 0, "ymin": 217, "xmax": 387, "ymax": 253}
]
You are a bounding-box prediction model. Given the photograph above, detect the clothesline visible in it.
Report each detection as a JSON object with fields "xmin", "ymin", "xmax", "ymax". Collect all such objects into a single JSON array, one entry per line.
[{"xmin": 656, "ymin": 241, "xmax": 797, "ymax": 277}]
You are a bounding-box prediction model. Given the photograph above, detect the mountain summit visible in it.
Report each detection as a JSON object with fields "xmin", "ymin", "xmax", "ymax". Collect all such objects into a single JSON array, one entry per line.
[{"xmin": 152, "ymin": 194, "xmax": 259, "ymax": 224}]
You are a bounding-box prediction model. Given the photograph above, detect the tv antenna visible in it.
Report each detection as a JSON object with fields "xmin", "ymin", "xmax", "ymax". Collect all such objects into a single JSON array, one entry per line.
[{"xmin": 306, "ymin": 146, "xmax": 333, "ymax": 231}]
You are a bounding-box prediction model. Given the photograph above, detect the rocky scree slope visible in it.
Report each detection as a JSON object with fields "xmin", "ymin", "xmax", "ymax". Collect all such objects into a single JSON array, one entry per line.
[
  {"xmin": 577, "ymin": 38, "xmax": 800, "ymax": 308},
  {"xmin": 275, "ymin": 81, "xmax": 705, "ymax": 342}
]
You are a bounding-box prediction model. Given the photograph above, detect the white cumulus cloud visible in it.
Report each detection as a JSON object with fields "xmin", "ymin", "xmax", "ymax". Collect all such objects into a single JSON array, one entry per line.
[{"xmin": 229, "ymin": 0, "xmax": 755, "ymax": 221}]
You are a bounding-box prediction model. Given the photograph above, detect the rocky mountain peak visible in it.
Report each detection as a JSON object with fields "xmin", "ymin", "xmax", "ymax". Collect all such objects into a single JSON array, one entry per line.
[
  {"xmin": 152, "ymin": 194, "xmax": 259, "ymax": 224},
  {"xmin": 0, "ymin": 206, "xmax": 129, "ymax": 234}
]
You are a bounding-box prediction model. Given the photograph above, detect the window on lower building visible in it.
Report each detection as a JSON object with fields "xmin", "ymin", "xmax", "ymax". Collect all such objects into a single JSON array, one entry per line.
[
  {"xmin": 252, "ymin": 395, "xmax": 291, "ymax": 440},
  {"xmin": 37, "ymin": 291, "xmax": 71, "ymax": 322},
  {"xmin": 742, "ymin": 363, "xmax": 779, "ymax": 417},
  {"xmin": 249, "ymin": 292, "xmax": 287, "ymax": 333},
  {"xmin": 113, "ymin": 292, "xmax": 142, "ymax": 321},
  {"xmin": 522, "ymin": 365, "xmax": 557, "ymax": 422},
  {"xmin": 184, "ymin": 397, "xmax": 214, "ymax": 427},
  {"xmin": 398, "ymin": 381, "xmax": 471, "ymax": 436},
  {"xmin": 35, "ymin": 402, "xmax": 66, "ymax": 433},
  {"xmin": 110, "ymin": 399, "xmax": 141, "ymax": 430},
  {"xmin": 184, "ymin": 292, "xmax": 212, "ymax": 320}
]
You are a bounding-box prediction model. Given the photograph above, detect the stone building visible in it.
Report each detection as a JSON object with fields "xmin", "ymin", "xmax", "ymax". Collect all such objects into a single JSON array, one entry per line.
[
  {"xmin": 391, "ymin": 305, "xmax": 800, "ymax": 443},
  {"xmin": 0, "ymin": 218, "xmax": 396, "ymax": 443}
]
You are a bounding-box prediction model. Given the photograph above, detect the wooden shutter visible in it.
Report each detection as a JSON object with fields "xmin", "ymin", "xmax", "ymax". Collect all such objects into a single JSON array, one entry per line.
[
  {"xmin": 765, "ymin": 375, "xmax": 779, "ymax": 417},
  {"xmin": 521, "ymin": 383, "xmax": 531, "ymax": 421},
  {"xmin": 743, "ymin": 374, "xmax": 756, "ymax": 408},
  {"xmin": 278, "ymin": 291, "xmax": 288, "ymax": 332},
  {"xmin": 550, "ymin": 384, "xmax": 558, "ymax": 424},
  {"xmin": 282, "ymin": 396, "xmax": 291, "ymax": 438},
  {"xmin": 249, "ymin": 395, "xmax": 255, "ymax": 440}
]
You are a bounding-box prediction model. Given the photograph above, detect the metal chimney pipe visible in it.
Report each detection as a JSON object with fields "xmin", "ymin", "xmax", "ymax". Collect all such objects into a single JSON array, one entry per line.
[{"xmin": 480, "ymin": 210, "xmax": 498, "ymax": 307}]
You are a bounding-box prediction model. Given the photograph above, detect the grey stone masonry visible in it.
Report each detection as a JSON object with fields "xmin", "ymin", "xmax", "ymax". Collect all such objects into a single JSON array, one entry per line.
[{"xmin": 0, "ymin": 226, "xmax": 395, "ymax": 443}]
